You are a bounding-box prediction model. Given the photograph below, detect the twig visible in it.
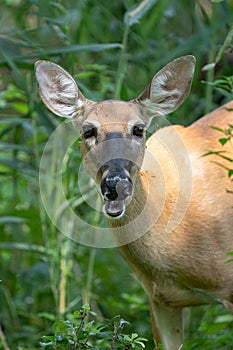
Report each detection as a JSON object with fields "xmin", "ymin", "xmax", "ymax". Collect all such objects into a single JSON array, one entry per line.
[{"xmin": 110, "ymin": 321, "xmax": 119, "ymax": 350}]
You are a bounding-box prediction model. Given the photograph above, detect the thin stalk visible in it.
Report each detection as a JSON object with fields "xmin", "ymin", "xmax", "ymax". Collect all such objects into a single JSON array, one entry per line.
[
  {"xmin": 114, "ymin": 24, "xmax": 130, "ymax": 100},
  {"xmin": 205, "ymin": 45, "xmax": 215, "ymax": 114},
  {"xmin": 83, "ymin": 247, "xmax": 96, "ymax": 307},
  {"xmin": 58, "ymin": 222, "xmax": 74, "ymax": 317},
  {"xmin": 44, "ymin": 226, "xmax": 59, "ymax": 317},
  {"xmin": 205, "ymin": 7, "xmax": 219, "ymax": 114},
  {"xmin": 0, "ymin": 325, "xmax": 11, "ymax": 350},
  {"xmin": 30, "ymin": 75, "xmax": 41, "ymax": 169},
  {"xmin": 83, "ymin": 197, "xmax": 102, "ymax": 308},
  {"xmin": 59, "ymin": 241, "xmax": 67, "ymax": 317}
]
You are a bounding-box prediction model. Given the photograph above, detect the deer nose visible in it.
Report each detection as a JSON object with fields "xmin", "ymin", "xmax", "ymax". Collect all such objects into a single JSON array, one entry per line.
[{"xmin": 101, "ymin": 176, "xmax": 133, "ymax": 201}]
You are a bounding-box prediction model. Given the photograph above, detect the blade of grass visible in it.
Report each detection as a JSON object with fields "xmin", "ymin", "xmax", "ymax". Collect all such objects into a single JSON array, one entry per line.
[
  {"xmin": 0, "ymin": 216, "xmax": 28, "ymax": 224},
  {"xmin": 0, "ymin": 43, "xmax": 122, "ymax": 65},
  {"xmin": 115, "ymin": 0, "xmax": 157, "ymax": 99},
  {"xmin": 0, "ymin": 242, "xmax": 49, "ymax": 255},
  {"xmin": 0, "ymin": 46, "xmax": 26, "ymax": 89}
]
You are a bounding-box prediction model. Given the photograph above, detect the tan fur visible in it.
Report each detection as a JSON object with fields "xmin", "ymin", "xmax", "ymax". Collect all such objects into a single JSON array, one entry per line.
[
  {"xmin": 117, "ymin": 102, "xmax": 233, "ymax": 306},
  {"xmin": 112, "ymin": 103, "xmax": 233, "ymax": 349},
  {"xmin": 35, "ymin": 57, "xmax": 233, "ymax": 350}
]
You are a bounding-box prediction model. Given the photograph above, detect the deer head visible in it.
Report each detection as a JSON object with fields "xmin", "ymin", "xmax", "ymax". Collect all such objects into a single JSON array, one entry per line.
[{"xmin": 35, "ymin": 56, "xmax": 195, "ymax": 219}]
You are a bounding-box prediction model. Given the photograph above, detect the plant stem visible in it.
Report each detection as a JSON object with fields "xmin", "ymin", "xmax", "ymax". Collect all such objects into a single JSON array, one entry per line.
[
  {"xmin": 0, "ymin": 325, "xmax": 11, "ymax": 350},
  {"xmin": 111, "ymin": 321, "xmax": 120, "ymax": 350},
  {"xmin": 83, "ymin": 197, "xmax": 102, "ymax": 307},
  {"xmin": 59, "ymin": 242, "xmax": 67, "ymax": 317},
  {"xmin": 114, "ymin": 24, "xmax": 130, "ymax": 100},
  {"xmin": 205, "ymin": 45, "xmax": 215, "ymax": 114},
  {"xmin": 84, "ymin": 247, "xmax": 96, "ymax": 307},
  {"xmin": 58, "ymin": 231, "xmax": 73, "ymax": 317}
]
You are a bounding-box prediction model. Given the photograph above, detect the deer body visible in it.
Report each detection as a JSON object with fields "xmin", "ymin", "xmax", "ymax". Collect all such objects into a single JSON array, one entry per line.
[
  {"xmin": 111, "ymin": 104, "xmax": 233, "ymax": 348},
  {"xmin": 35, "ymin": 56, "xmax": 233, "ymax": 350}
]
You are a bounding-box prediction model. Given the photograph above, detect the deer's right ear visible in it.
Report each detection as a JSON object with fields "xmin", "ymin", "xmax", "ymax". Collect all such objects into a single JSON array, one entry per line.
[{"xmin": 35, "ymin": 61, "xmax": 88, "ymax": 118}]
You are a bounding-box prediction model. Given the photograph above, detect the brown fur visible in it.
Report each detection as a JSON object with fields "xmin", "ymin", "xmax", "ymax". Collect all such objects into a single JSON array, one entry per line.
[
  {"xmin": 117, "ymin": 102, "xmax": 233, "ymax": 310},
  {"xmin": 108, "ymin": 102, "xmax": 233, "ymax": 349},
  {"xmin": 35, "ymin": 57, "xmax": 233, "ymax": 350}
]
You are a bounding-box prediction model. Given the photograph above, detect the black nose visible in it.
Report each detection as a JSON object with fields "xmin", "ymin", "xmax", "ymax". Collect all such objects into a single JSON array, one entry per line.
[{"xmin": 101, "ymin": 176, "xmax": 133, "ymax": 201}]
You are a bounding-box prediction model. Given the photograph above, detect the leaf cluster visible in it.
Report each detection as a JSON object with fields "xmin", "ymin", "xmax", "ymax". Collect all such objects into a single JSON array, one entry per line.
[{"xmin": 40, "ymin": 304, "xmax": 148, "ymax": 350}]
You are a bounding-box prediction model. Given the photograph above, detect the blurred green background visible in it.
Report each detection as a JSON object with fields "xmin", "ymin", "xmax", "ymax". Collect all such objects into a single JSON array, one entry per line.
[{"xmin": 0, "ymin": 0, "xmax": 233, "ymax": 349}]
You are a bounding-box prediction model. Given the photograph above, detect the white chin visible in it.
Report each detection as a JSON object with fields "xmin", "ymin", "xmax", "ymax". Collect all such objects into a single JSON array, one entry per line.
[{"xmin": 103, "ymin": 201, "xmax": 125, "ymax": 219}]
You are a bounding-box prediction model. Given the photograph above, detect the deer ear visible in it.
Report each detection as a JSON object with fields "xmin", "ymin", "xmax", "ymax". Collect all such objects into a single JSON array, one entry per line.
[
  {"xmin": 135, "ymin": 55, "xmax": 196, "ymax": 116},
  {"xmin": 35, "ymin": 60, "xmax": 88, "ymax": 118}
]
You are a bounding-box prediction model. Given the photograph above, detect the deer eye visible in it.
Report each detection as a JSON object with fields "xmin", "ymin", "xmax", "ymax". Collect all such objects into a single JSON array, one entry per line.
[
  {"xmin": 82, "ymin": 125, "xmax": 97, "ymax": 140},
  {"xmin": 133, "ymin": 124, "xmax": 145, "ymax": 138}
]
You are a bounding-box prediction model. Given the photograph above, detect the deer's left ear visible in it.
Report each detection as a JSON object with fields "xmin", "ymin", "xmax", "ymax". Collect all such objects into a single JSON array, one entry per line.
[
  {"xmin": 134, "ymin": 55, "xmax": 196, "ymax": 116},
  {"xmin": 35, "ymin": 60, "xmax": 90, "ymax": 119}
]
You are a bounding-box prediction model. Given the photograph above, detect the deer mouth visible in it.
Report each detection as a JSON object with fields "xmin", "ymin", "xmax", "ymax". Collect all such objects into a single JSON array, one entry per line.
[
  {"xmin": 104, "ymin": 200, "xmax": 125, "ymax": 218},
  {"xmin": 100, "ymin": 172, "xmax": 133, "ymax": 219},
  {"xmin": 99, "ymin": 158, "xmax": 133, "ymax": 219}
]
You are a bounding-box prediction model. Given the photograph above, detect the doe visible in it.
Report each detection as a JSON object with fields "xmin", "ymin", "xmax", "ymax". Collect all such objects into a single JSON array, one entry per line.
[{"xmin": 35, "ymin": 56, "xmax": 233, "ymax": 350}]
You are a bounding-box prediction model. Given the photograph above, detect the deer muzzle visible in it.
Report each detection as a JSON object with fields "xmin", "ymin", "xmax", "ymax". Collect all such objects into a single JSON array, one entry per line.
[{"xmin": 100, "ymin": 160, "xmax": 133, "ymax": 218}]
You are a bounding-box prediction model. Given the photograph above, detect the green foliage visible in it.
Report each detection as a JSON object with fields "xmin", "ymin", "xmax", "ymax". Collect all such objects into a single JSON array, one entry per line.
[
  {"xmin": 40, "ymin": 304, "xmax": 148, "ymax": 349},
  {"xmin": 204, "ymin": 122, "xmax": 233, "ymax": 267},
  {"xmin": 226, "ymin": 251, "xmax": 233, "ymax": 264},
  {"xmin": 205, "ymin": 124, "xmax": 233, "ymax": 181},
  {"xmin": 184, "ymin": 305, "xmax": 233, "ymax": 350},
  {"xmin": 0, "ymin": 0, "xmax": 233, "ymax": 349}
]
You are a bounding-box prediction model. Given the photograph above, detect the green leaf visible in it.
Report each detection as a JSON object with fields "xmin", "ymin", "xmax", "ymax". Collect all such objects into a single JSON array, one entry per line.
[
  {"xmin": 225, "ymin": 251, "xmax": 233, "ymax": 264},
  {"xmin": 225, "ymin": 259, "xmax": 233, "ymax": 264},
  {"xmin": 0, "ymin": 242, "xmax": 48, "ymax": 255},
  {"xmin": 131, "ymin": 333, "xmax": 139, "ymax": 339},
  {"xmin": 119, "ymin": 318, "xmax": 131, "ymax": 327},
  {"xmin": 0, "ymin": 43, "xmax": 122, "ymax": 64},
  {"xmin": 124, "ymin": 0, "xmax": 157, "ymax": 27},
  {"xmin": 12, "ymin": 101, "xmax": 29, "ymax": 114},
  {"xmin": 0, "ymin": 158, "xmax": 37, "ymax": 174},
  {"xmin": 214, "ymin": 314, "xmax": 233, "ymax": 323},
  {"xmin": 0, "ymin": 141, "xmax": 35, "ymax": 152},
  {"xmin": 90, "ymin": 310, "xmax": 97, "ymax": 317},
  {"xmin": 94, "ymin": 331, "xmax": 112, "ymax": 339},
  {"xmin": 215, "ymin": 87, "xmax": 233, "ymax": 99},
  {"xmin": 81, "ymin": 303, "xmax": 91, "ymax": 314},
  {"xmin": 52, "ymin": 320, "xmax": 71, "ymax": 333},
  {"xmin": 38, "ymin": 312, "xmax": 56, "ymax": 321},
  {"xmin": 228, "ymin": 169, "xmax": 233, "ymax": 178},
  {"xmin": 218, "ymin": 137, "xmax": 230, "ymax": 146},
  {"xmin": 210, "ymin": 126, "xmax": 225, "ymax": 133},
  {"xmin": 73, "ymin": 310, "xmax": 81, "ymax": 318},
  {"xmin": 0, "ymin": 216, "xmax": 28, "ymax": 224},
  {"xmin": 40, "ymin": 335, "xmax": 55, "ymax": 346},
  {"xmin": 202, "ymin": 150, "xmax": 233, "ymax": 162}
]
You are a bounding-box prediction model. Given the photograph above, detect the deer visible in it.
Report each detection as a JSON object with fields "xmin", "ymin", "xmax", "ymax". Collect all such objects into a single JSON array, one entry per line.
[{"xmin": 35, "ymin": 56, "xmax": 233, "ymax": 350}]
